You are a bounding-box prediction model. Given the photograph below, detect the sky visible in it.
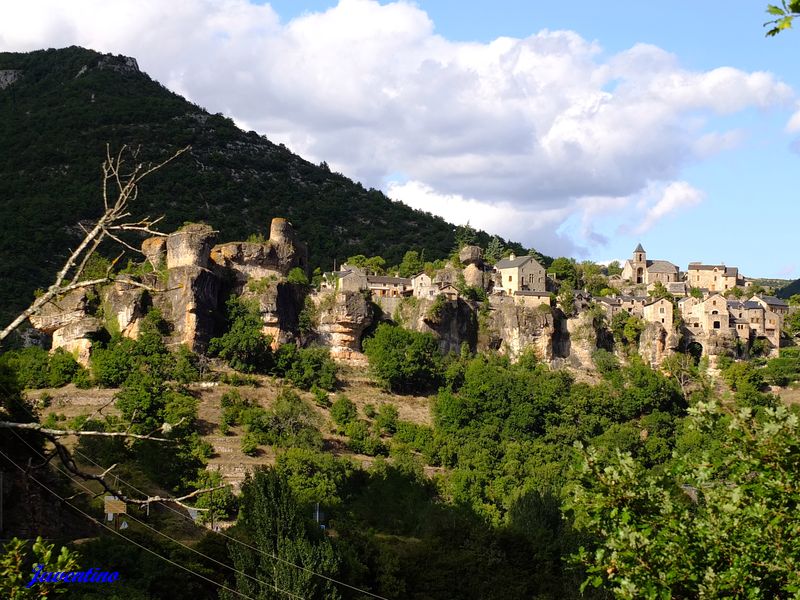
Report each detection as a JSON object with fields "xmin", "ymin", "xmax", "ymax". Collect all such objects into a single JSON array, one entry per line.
[{"xmin": 2, "ymin": 1, "xmax": 799, "ymax": 278}]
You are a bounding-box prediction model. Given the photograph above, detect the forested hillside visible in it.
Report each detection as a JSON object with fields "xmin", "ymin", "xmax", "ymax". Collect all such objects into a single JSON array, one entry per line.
[{"xmin": 0, "ymin": 46, "xmax": 524, "ymax": 326}]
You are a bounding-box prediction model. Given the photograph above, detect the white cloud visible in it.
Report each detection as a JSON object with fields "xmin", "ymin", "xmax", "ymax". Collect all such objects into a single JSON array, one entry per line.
[
  {"xmin": 632, "ymin": 181, "xmax": 705, "ymax": 235},
  {"xmin": 0, "ymin": 0, "xmax": 793, "ymax": 255}
]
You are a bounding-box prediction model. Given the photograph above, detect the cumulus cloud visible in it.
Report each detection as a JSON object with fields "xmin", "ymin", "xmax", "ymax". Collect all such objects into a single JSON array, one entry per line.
[
  {"xmin": 0, "ymin": 0, "xmax": 794, "ymax": 254},
  {"xmin": 631, "ymin": 181, "xmax": 706, "ymax": 235}
]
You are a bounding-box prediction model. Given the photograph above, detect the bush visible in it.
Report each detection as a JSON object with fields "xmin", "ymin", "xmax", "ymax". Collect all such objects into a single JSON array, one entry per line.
[
  {"xmin": 0, "ymin": 346, "xmax": 50, "ymax": 388},
  {"xmin": 376, "ymin": 403, "xmax": 399, "ymax": 434},
  {"xmin": 208, "ymin": 297, "xmax": 273, "ymax": 373},
  {"xmin": 277, "ymin": 345, "xmax": 337, "ymax": 391},
  {"xmin": 47, "ymin": 348, "xmax": 80, "ymax": 387},
  {"xmin": 330, "ymin": 395, "xmax": 357, "ymax": 431},
  {"xmin": 286, "ymin": 267, "xmax": 309, "ymax": 286},
  {"xmin": 345, "ymin": 420, "xmax": 387, "ymax": 456},
  {"xmin": 363, "ymin": 323, "xmax": 444, "ymax": 394},
  {"xmin": 241, "ymin": 432, "xmax": 260, "ymax": 456}
]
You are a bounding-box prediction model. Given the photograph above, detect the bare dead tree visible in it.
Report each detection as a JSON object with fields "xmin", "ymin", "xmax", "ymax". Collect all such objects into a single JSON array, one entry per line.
[
  {"xmin": 0, "ymin": 144, "xmax": 190, "ymax": 343},
  {"xmin": 0, "ymin": 144, "xmax": 229, "ymax": 511}
]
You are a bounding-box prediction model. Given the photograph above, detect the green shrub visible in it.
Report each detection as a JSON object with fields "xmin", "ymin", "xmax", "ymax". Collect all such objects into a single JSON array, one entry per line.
[
  {"xmin": 208, "ymin": 296, "xmax": 273, "ymax": 373},
  {"xmin": 47, "ymin": 348, "xmax": 80, "ymax": 387},
  {"xmin": 363, "ymin": 323, "xmax": 444, "ymax": 394},
  {"xmin": 345, "ymin": 420, "xmax": 387, "ymax": 456},
  {"xmin": 330, "ymin": 395, "xmax": 357, "ymax": 431},
  {"xmin": 241, "ymin": 432, "xmax": 260, "ymax": 456},
  {"xmin": 274, "ymin": 344, "xmax": 337, "ymax": 391},
  {"xmin": 363, "ymin": 403, "xmax": 377, "ymax": 419},
  {"xmin": 376, "ymin": 403, "xmax": 399, "ymax": 434},
  {"xmin": 286, "ymin": 267, "xmax": 309, "ymax": 286}
]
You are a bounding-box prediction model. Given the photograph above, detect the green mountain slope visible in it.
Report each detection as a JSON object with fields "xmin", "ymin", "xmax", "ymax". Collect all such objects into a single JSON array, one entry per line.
[
  {"xmin": 0, "ymin": 46, "xmax": 525, "ymax": 326},
  {"xmin": 777, "ymin": 278, "xmax": 800, "ymax": 299}
]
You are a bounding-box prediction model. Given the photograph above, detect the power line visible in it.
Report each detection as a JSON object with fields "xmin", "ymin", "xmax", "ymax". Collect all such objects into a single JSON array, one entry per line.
[
  {"xmin": 7, "ymin": 428, "xmax": 304, "ymax": 600},
  {"xmin": 5, "ymin": 385, "xmax": 390, "ymax": 600},
  {"xmin": 0, "ymin": 446, "xmax": 258, "ymax": 600}
]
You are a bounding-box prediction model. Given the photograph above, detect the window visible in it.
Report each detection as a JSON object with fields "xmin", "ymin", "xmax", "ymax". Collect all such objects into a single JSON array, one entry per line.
[
  {"xmin": 508, "ymin": 276, "xmax": 512, "ymax": 282},
  {"xmin": 659, "ymin": 307, "xmax": 665, "ymax": 314},
  {"xmin": 713, "ymin": 321, "xmax": 721, "ymax": 329}
]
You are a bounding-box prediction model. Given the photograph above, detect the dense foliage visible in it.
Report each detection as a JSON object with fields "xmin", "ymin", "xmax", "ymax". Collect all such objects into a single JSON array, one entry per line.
[
  {"xmin": 363, "ymin": 324, "xmax": 443, "ymax": 394},
  {"xmin": 0, "ymin": 46, "xmax": 525, "ymax": 328}
]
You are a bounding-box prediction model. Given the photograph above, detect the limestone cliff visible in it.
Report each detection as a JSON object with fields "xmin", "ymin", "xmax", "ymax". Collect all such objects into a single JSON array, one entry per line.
[
  {"xmin": 313, "ymin": 291, "xmax": 374, "ymax": 363},
  {"xmin": 28, "ymin": 289, "xmax": 102, "ymax": 366},
  {"xmin": 480, "ymin": 297, "xmax": 555, "ymax": 361},
  {"xmin": 638, "ymin": 322, "xmax": 681, "ymax": 367},
  {"xmin": 242, "ymin": 280, "xmax": 307, "ymax": 348},
  {"xmin": 210, "ymin": 217, "xmax": 309, "ymax": 285}
]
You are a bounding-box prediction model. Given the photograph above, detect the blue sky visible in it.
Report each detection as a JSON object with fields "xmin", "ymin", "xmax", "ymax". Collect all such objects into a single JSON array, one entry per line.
[{"xmin": 3, "ymin": 1, "xmax": 798, "ymax": 277}]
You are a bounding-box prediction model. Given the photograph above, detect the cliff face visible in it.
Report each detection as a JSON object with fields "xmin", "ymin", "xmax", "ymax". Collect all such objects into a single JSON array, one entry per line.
[
  {"xmin": 314, "ymin": 291, "xmax": 374, "ymax": 363},
  {"xmin": 638, "ymin": 322, "xmax": 681, "ymax": 367},
  {"xmin": 387, "ymin": 296, "xmax": 478, "ymax": 354},
  {"xmin": 479, "ymin": 297, "xmax": 556, "ymax": 361},
  {"xmin": 29, "ymin": 219, "xmax": 308, "ymax": 359}
]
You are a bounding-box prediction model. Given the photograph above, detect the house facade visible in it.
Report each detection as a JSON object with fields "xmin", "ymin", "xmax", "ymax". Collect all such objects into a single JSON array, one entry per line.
[
  {"xmin": 494, "ymin": 254, "xmax": 546, "ymax": 294},
  {"xmin": 686, "ymin": 263, "xmax": 746, "ymax": 292}
]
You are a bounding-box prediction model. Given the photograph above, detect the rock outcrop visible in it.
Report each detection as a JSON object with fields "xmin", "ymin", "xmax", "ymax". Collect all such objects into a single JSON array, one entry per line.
[
  {"xmin": 314, "ymin": 291, "xmax": 374, "ymax": 363},
  {"xmin": 639, "ymin": 322, "xmax": 681, "ymax": 367},
  {"xmin": 243, "ymin": 280, "xmax": 307, "ymax": 348},
  {"xmin": 102, "ymin": 279, "xmax": 148, "ymax": 338},
  {"xmin": 166, "ymin": 223, "xmax": 216, "ymax": 270},
  {"xmin": 152, "ymin": 224, "xmax": 220, "ymax": 352},
  {"xmin": 210, "ymin": 218, "xmax": 308, "ymax": 286},
  {"xmin": 391, "ymin": 296, "xmax": 478, "ymax": 354},
  {"xmin": 482, "ymin": 297, "xmax": 556, "ymax": 361},
  {"xmin": 28, "ymin": 289, "xmax": 103, "ymax": 366}
]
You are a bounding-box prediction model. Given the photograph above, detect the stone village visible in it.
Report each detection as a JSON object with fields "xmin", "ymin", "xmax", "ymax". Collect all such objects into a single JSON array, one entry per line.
[{"xmin": 29, "ymin": 219, "xmax": 791, "ymax": 372}]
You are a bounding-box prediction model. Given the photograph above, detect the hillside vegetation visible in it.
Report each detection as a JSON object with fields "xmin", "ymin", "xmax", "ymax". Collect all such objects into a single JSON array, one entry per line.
[{"xmin": 0, "ymin": 46, "xmax": 525, "ymax": 326}]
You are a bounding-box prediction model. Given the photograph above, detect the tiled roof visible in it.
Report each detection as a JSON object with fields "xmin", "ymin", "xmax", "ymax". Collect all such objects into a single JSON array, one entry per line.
[
  {"xmin": 634, "ymin": 243, "xmax": 645, "ymax": 253},
  {"xmin": 646, "ymin": 260, "xmax": 679, "ymax": 273},
  {"xmin": 495, "ymin": 255, "xmax": 538, "ymax": 269},
  {"xmin": 759, "ymin": 295, "xmax": 789, "ymax": 307},
  {"xmin": 687, "ymin": 263, "xmax": 739, "ymax": 277},
  {"xmin": 367, "ymin": 276, "xmax": 411, "ymax": 285}
]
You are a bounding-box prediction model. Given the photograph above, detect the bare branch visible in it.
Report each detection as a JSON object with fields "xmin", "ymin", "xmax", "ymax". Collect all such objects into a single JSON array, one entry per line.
[
  {"xmin": 0, "ymin": 421, "xmax": 176, "ymax": 442},
  {"xmin": 0, "ymin": 144, "xmax": 190, "ymax": 343}
]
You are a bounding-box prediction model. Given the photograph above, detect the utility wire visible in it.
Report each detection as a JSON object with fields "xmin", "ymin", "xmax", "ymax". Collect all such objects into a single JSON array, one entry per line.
[
  {"xmin": 0, "ymin": 446, "xmax": 258, "ymax": 600},
  {"xmin": 8, "ymin": 428, "xmax": 304, "ymax": 600},
  {"xmin": 7, "ymin": 385, "xmax": 390, "ymax": 600}
]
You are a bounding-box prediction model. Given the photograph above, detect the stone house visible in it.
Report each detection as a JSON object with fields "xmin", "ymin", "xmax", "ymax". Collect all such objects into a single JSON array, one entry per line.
[
  {"xmin": 366, "ymin": 276, "xmax": 412, "ymax": 298},
  {"xmin": 494, "ymin": 254, "xmax": 546, "ymax": 293},
  {"xmin": 621, "ymin": 244, "xmax": 680, "ymax": 285},
  {"xmin": 643, "ymin": 298, "xmax": 673, "ymax": 326},
  {"xmin": 686, "ymin": 263, "xmax": 746, "ymax": 292},
  {"xmin": 751, "ymin": 295, "xmax": 789, "ymax": 317},
  {"xmin": 411, "ymin": 273, "xmax": 440, "ymax": 299}
]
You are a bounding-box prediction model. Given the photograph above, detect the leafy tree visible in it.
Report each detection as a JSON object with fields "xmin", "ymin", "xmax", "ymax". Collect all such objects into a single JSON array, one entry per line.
[
  {"xmin": 453, "ymin": 222, "xmax": 478, "ymax": 251},
  {"xmin": 689, "ymin": 286, "xmax": 704, "ymax": 299},
  {"xmin": 557, "ymin": 282, "xmax": 576, "ymax": 317},
  {"xmin": 397, "ymin": 250, "xmax": 425, "ymax": 277},
  {"xmin": 569, "ymin": 401, "xmax": 800, "ymax": 599},
  {"xmin": 648, "ymin": 281, "xmax": 673, "ymax": 301},
  {"xmin": 376, "ymin": 403, "xmax": 399, "ymax": 435},
  {"xmin": 0, "ymin": 536, "xmax": 80, "ymax": 598},
  {"xmin": 363, "ymin": 324, "xmax": 444, "ymax": 394},
  {"xmin": 483, "ymin": 236, "xmax": 505, "ymax": 264},
  {"xmin": 330, "ymin": 395, "xmax": 357, "ymax": 431},
  {"xmin": 606, "ymin": 261, "xmax": 623, "ymax": 277},
  {"xmin": 225, "ymin": 469, "xmax": 341, "ymax": 600},
  {"xmin": 209, "ymin": 296, "xmax": 273, "ymax": 373},
  {"xmin": 276, "ymin": 448, "xmax": 352, "ymax": 506},
  {"xmin": 765, "ymin": 1, "xmax": 800, "ymax": 36},
  {"xmin": 548, "ymin": 257, "xmax": 579, "ymax": 288}
]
